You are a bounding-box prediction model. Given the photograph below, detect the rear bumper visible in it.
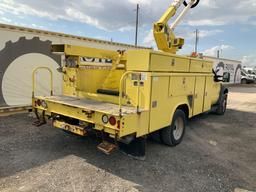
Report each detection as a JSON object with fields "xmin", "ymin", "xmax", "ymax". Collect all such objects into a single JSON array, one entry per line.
[
  {"xmin": 246, "ymin": 79, "xmax": 255, "ymax": 83},
  {"xmin": 53, "ymin": 120, "xmax": 88, "ymax": 136},
  {"xmin": 32, "ymin": 97, "xmax": 121, "ymax": 137},
  {"xmin": 32, "ymin": 96, "xmax": 149, "ymax": 138}
]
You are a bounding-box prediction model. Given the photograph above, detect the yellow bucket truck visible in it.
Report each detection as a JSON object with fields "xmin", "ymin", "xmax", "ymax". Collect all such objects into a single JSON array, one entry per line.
[{"xmin": 32, "ymin": 0, "xmax": 228, "ymax": 157}]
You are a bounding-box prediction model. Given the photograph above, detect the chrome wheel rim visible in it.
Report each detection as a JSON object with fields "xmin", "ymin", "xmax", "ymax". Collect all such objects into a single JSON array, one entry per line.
[{"xmin": 173, "ymin": 117, "xmax": 184, "ymax": 140}]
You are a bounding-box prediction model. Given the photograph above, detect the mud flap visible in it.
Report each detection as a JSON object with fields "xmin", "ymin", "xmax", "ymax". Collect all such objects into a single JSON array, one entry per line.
[
  {"xmin": 119, "ymin": 137, "xmax": 146, "ymax": 160},
  {"xmin": 32, "ymin": 109, "xmax": 46, "ymax": 127}
]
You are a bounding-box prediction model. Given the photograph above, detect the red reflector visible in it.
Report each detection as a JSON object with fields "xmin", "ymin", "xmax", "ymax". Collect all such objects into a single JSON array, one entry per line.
[{"xmin": 109, "ymin": 116, "xmax": 116, "ymax": 126}]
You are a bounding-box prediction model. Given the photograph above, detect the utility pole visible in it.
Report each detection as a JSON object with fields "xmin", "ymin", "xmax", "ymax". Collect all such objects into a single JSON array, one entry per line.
[
  {"xmin": 135, "ymin": 4, "xmax": 139, "ymax": 47},
  {"xmin": 194, "ymin": 29, "xmax": 199, "ymax": 53},
  {"xmin": 217, "ymin": 49, "xmax": 222, "ymax": 58}
]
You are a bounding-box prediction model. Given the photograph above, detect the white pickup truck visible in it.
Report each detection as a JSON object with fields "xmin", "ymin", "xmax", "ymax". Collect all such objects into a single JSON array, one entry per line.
[{"xmin": 241, "ymin": 69, "xmax": 255, "ymax": 84}]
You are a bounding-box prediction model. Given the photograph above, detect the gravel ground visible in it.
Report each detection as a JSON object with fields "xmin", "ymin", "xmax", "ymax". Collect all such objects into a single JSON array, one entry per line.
[{"xmin": 0, "ymin": 85, "xmax": 255, "ymax": 192}]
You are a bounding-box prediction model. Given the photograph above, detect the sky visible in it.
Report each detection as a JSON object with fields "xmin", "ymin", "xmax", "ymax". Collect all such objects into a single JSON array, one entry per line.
[{"xmin": 0, "ymin": 0, "xmax": 256, "ymax": 67}]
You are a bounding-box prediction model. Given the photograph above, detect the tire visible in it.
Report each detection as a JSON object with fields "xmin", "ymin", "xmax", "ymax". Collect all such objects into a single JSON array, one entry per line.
[
  {"xmin": 160, "ymin": 109, "xmax": 186, "ymax": 146},
  {"xmin": 215, "ymin": 93, "xmax": 227, "ymax": 115},
  {"xmin": 241, "ymin": 79, "xmax": 247, "ymax": 84}
]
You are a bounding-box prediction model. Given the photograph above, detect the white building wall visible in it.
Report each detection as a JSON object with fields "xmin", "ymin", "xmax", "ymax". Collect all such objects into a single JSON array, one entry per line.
[{"xmin": 204, "ymin": 56, "xmax": 242, "ymax": 84}]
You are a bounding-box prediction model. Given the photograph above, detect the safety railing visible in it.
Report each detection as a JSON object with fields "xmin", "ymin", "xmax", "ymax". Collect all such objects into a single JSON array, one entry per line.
[
  {"xmin": 32, "ymin": 67, "xmax": 53, "ymax": 98},
  {"xmin": 118, "ymin": 71, "xmax": 144, "ymax": 116}
]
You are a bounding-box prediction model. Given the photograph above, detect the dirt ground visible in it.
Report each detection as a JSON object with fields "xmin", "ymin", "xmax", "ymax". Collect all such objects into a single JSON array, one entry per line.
[{"xmin": 0, "ymin": 85, "xmax": 255, "ymax": 192}]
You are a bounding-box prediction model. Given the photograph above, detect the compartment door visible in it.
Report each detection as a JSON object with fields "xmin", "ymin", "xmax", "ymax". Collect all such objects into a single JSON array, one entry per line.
[
  {"xmin": 149, "ymin": 76, "xmax": 170, "ymax": 133},
  {"xmin": 203, "ymin": 76, "xmax": 214, "ymax": 112},
  {"xmin": 193, "ymin": 76, "xmax": 205, "ymax": 116}
]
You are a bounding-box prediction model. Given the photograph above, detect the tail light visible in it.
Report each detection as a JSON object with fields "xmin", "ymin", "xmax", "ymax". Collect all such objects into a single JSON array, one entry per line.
[
  {"xmin": 36, "ymin": 100, "xmax": 42, "ymax": 106},
  {"xmin": 109, "ymin": 116, "xmax": 116, "ymax": 126}
]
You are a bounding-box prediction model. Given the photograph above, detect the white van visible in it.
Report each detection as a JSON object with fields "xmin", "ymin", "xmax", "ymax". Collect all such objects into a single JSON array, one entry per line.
[{"xmin": 241, "ymin": 69, "xmax": 255, "ymax": 84}]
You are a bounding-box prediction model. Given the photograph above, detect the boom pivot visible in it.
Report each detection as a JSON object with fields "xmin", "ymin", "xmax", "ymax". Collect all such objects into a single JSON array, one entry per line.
[{"xmin": 153, "ymin": 0, "xmax": 199, "ymax": 54}]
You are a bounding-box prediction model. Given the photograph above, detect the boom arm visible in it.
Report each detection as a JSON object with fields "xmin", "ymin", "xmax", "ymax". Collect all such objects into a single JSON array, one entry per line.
[{"xmin": 153, "ymin": 0, "xmax": 199, "ymax": 54}]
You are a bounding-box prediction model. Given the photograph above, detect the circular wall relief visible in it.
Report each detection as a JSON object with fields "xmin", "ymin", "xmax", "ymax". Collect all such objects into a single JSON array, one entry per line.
[
  {"xmin": 2, "ymin": 53, "xmax": 62, "ymax": 106},
  {"xmin": 234, "ymin": 64, "xmax": 242, "ymax": 83},
  {"xmin": 0, "ymin": 37, "xmax": 61, "ymax": 106}
]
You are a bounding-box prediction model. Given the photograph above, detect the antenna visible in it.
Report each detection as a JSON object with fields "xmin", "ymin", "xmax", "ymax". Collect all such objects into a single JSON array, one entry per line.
[{"xmin": 194, "ymin": 29, "xmax": 199, "ymax": 53}]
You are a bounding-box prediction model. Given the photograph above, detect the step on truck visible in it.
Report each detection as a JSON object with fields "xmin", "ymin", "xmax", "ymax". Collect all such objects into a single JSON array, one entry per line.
[{"xmin": 32, "ymin": 0, "xmax": 228, "ymax": 158}]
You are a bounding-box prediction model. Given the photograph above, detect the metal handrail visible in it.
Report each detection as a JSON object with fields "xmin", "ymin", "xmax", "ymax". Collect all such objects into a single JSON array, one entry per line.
[
  {"xmin": 118, "ymin": 71, "xmax": 144, "ymax": 116},
  {"xmin": 32, "ymin": 67, "xmax": 53, "ymax": 98}
]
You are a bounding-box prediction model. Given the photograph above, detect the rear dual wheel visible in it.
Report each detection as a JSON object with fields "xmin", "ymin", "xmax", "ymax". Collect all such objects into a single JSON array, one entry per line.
[{"xmin": 161, "ymin": 109, "xmax": 187, "ymax": 146}]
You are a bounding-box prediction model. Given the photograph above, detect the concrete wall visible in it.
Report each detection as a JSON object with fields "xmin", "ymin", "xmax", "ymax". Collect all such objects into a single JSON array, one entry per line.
[{"xmin": 0, "ymin": 24, "xmax": 146, "ymax": 107}]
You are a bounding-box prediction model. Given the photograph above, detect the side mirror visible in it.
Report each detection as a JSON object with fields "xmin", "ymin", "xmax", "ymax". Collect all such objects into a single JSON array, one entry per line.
[
  {"xmin": 212, "ymin": 69, "xmax": 223, "ymax": 82},
  {"xmin": 223, "ymin": 72, "xmax": 230, "ymax": 82}
]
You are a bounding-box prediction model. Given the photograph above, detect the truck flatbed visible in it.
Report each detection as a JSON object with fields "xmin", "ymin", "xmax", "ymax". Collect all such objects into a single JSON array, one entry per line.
[{"xmin": 35, "ymin": 95, "xmax": 138, "ymax": 116}]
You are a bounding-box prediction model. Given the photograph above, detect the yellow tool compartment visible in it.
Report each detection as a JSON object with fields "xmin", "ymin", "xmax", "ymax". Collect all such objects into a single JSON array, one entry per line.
[{"xmin": 126, "ymin": 49, "xmax": 220, "ymax": 122}]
